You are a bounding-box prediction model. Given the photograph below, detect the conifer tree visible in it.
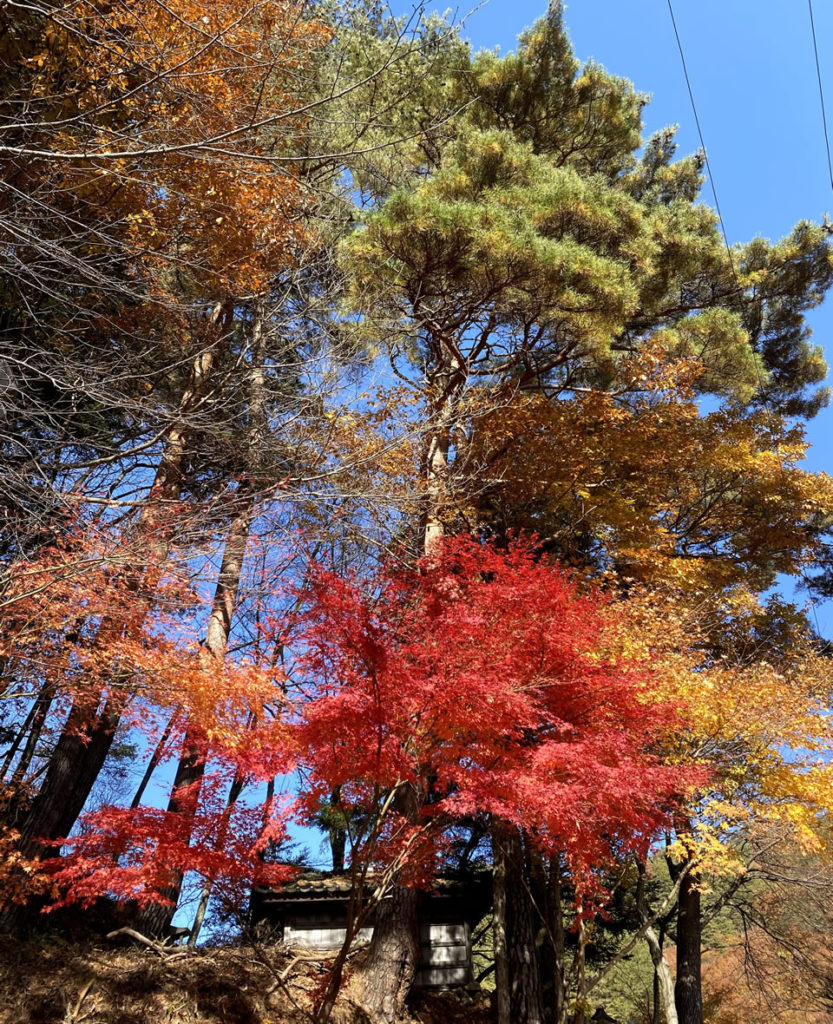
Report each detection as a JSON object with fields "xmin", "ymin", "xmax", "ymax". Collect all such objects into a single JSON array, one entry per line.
[{"xmin": 338, "ymin": 5, "xmax": 833, "ymax": 1020}]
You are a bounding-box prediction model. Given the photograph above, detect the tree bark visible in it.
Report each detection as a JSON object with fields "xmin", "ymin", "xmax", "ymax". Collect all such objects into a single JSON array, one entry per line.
[
  {"xmin": 423, "ymin": 422, "xmax": 452, "ymax": 551},
  {"xmin": 543, "ymin": 853, "xmax": 567, "ymax": 1024},
  {"xmin": 6, "ymin": 301, "xmax": 231, "ymax": 895},
  {"xmin": 421, "ymin": 336, "xmax": 466, "ymax": 554},
  {"xmin": 358, "ymin": 882, "xmax": 421, "ymax": 1023},
  {"xmin": 501, "ymin": 826, "xmax": 545, "ymax": 1024},
  {"xmin": 493, "ymin": 823, "xmax": 512, "ymax": 1024},
  {"xmin": 645, "ymin": 924, "xmax": 678, "ymax": 1024},
  {"xmin": 674, "ymin": 863, "xmax": 703, "ymax": 1024},
  {"xmin": 17, "ymin": 692, "xmax": 125, "ymax": 860},
  {"xmin": 354, "ymin": 783, "xmax": 423, "ymax": 1024}
]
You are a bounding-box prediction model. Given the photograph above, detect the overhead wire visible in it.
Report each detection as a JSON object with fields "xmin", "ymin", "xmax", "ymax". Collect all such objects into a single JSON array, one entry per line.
[
  {"xmin": 666, "ymin": 1, "xmax": 830, "ymax": 640},
  {"xmin": 807, "ymin": 1, "xmax": 832, "ymax": 635},
  {"xmin": 665, "ymin": 0, "xmax": 736, "ymax": 276},
  {"xmin": 801, "ymin": 3, "xmax": 832, "ymax": 637},
  {"xmin": 808, "ymin": 0, "xmax": 833, "ymax": 192}
]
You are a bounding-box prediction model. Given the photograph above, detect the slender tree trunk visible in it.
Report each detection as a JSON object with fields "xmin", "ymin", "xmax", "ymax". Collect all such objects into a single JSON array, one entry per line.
[
  {"xmin": 1, "ymin": 703, "xmax": 37, "ymax": 781},
  {"xmin": 137, "ymin": 298, "xmax": 262, "ymax": 936},
  {"xmin": 645, "ymin": 924, "xmax": 678, "ymax": 1024},
  {"xmin": 3, "ymin": 617, "xmax": 84, "ymax": 797},
  {"xmin": 7, "ymin": 681, "xmax": 56, "ymax": 792},
  {"xmin": 130, "ymin": 710, "xmax": 179, "ymax": 809},
  {"xmin": 654, "ymin": 966, "xmax": 661, "ymax": 1024},
  {"xmin": 573, "ymin": 917, "xmax": 589, "ymax": 1024},
  {"xmin": 674, "ymin": 863, "xmax": 703, "ymax": 1024},
  {"xmin": 493, "ymin": 823, "xmax": 512, "ymax": 1024},
  {"xmin": 328, "ymin": 785, "xmax": 347, "ymax": 873},
  {"xmin": 8, "ymin": 302, "xmax": 231, "ymax": 880}
]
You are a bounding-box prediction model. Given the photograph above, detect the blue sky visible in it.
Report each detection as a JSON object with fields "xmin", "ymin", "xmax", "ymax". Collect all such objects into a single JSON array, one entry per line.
[
  {"xmin": 401, "ymin": 0, "xmax": 833, "ymax": 634},
  {"xmin": 183, "ymin": 3, "xmax": 833, "ymax": 903}
]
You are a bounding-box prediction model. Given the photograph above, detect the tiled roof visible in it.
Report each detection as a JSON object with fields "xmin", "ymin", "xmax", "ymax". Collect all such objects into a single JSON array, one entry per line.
[{"xmin": 253, "ymin": 870, "xmax": 489, "ymax": 903}]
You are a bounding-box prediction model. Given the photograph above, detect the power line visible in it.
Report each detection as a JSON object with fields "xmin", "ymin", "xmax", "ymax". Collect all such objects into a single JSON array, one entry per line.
[
  {"xmin": 808, "ymin": 0, "xmax": 833, "ymax": 192},
  {"xmin": 665, "ymin": 0, "xmax": 736, "ymax": 276},
  {"xmin": 806, "ymin": 5, "xmax": 833, "ymax": 639},
  {"xmin": 666, "ymin": 4, "xmax": 831, "ymax": 642},
  {"xmin": 665, "ymin": 1, "xmax": 783, "ymax": 409}
]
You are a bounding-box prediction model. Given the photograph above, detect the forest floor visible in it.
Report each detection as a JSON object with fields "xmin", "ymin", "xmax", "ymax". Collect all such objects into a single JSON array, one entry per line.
[{"xmin": 0, "ymin": 934, "xmax": 494, "ymax": 1024}]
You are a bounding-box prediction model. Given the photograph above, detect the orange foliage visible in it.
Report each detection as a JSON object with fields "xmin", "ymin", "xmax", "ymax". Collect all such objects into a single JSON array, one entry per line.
[
  {"xmin": 702, "ymin": 923, "xmax": 833, "ymax": 1023},
  {"xmin": 0, "ymin": 523, "xmax": 282, "ymax": 757},
  {"xmin": 12, "ymin": 0, "xmax": 329, "ymax": 294},
  {"xmin": 0, "ymin": 789, "xmax": 56, "ymax": 912}
]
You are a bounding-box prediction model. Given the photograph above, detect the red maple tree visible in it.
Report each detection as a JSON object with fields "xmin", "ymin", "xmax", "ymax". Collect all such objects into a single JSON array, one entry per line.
[
  {"xmin": 294, "ymin": 537, "xmax": 695, "ymax": 890},
  {"xmin": 41, "ymin": 537, "xmax": 697, "ymax": 919}
]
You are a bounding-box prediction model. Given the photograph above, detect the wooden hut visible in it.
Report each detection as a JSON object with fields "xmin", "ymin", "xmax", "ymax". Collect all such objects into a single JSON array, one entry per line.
[{"xmin": 250, "ymin": 871, "xmax": 490, "ymax": 989}]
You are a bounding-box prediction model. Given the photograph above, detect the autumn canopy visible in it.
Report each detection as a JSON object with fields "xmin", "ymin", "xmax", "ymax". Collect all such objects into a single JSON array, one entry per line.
[{"xmin": 2, "ymin": 4, "xmax": 833, "ymax": 1024}]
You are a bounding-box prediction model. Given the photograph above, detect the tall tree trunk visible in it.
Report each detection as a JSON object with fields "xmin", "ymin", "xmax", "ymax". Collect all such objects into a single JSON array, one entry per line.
[
  {"xmin": 138, "ymin": 298, "xmax": 262, "ymax": 936},
  {"xmin": 357, "ymin": 883, "xmax": 421, "ymax": 1023},
  {"xmin": 494, "ymin": 824, "xmax": 545, "ymax": 1024},
  {"xmin": 506, "ymin": 829, "xmax": 545, "ymax": 1024},
  {"xmin": 423, "ymin": 422, "xmax": 451, "ymax": 551},
  {"xmin": 353, "ymin": 337, "xmax": 466, "ymax": 1015},
  {"xmin": 8, "ymin": 301, "xmax": 231, "ymax": 882},
  {"xmin": 17, "ymin": 693, "xmax": 125, "ymax": 860},
  {"xmin": 354, "ymin": 783, "xmax": 423, "ymax": 1024},
  {"xmin": 674, "ymin": 862, "xmax": 703, "ymax": 1024},
  {"xmin": 421, "ymin": 339, "xmax": 465, "ymax": 553},
  {"xmin": 543, "ymin": 853, "xmax": 567, "ymax": 1024},
  {"xmin": 493, "ymin": 823, "xmax": 512, "ymax": 1024}
]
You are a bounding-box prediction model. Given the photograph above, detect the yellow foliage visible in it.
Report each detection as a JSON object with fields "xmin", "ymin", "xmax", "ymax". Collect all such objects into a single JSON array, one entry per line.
[
  {"xmin": 619, "ymin": 586, "xmax": 833, "ymax": 871},
  {"xmin": 466, "ymin": 345, "xmax": 833, "ymax": 596}
]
